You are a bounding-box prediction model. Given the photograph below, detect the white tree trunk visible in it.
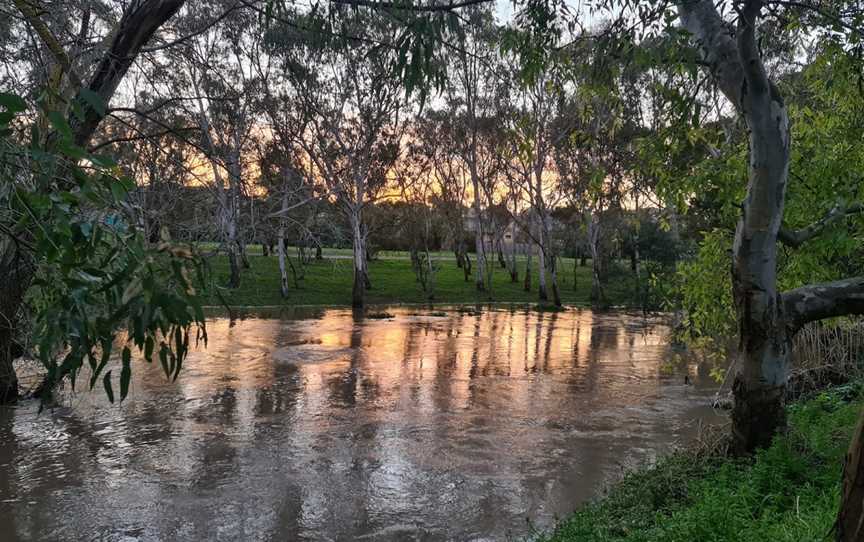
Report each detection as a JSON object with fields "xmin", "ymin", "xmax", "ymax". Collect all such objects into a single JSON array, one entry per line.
[
  {"xmin": 350, "ymin": 206, "xmax": 365, "ymax": 308},
  {"xmin": 277, "ymin": 192, "xmax": 289, "ymax": 298}
]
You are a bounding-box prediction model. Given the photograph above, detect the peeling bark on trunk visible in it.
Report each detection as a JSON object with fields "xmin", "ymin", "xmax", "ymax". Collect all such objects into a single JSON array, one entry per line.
[{"xmin": 679, "ymin": 0, "xmax": 864, "ymax": 454}]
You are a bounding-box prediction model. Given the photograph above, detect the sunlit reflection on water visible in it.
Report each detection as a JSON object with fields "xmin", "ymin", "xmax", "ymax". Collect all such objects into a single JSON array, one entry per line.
[{"xmin": 0, "ymin": 307, "xmax": 723, "ymax": 541}]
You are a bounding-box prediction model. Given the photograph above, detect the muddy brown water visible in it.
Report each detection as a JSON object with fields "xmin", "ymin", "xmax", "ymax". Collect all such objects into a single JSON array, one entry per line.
[{"xmin": 0, "ymin": 307, "xmax": 723, "ymax": 541}]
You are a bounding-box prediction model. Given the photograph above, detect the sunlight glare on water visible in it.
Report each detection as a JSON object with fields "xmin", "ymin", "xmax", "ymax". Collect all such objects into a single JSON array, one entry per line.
[{"xmin": 0, "ymin": 307, "xmax": 723, "ymax": 541}]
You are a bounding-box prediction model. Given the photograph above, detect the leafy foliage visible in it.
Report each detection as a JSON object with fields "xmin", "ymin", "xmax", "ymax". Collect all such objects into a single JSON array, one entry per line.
[{"xmin": 0, "ymin": 94, "xmax": 207, "ymax": 401}]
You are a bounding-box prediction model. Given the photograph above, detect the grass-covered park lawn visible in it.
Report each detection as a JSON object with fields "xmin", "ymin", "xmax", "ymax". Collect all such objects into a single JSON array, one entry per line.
[
  {"xmin": 203, "ymin": 252, "xmax": 636, "ymax": 307},
  {"xmin": 541, "ymin": 383, "xmax": 863, "ymax": 542}
]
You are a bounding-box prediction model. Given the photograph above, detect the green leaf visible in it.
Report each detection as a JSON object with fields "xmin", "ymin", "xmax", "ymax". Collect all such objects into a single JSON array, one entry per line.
[
  {"xmin": 120, "ymin": 347, "xmax": 132, "ymax": 400},
  {"xmin": 103, "ymin": 370, "xmax": 115, "ymax": 403},
  {"xmin": 46, "ymin": 111, "xmax": 73, "ymax": 141},
  {"xmin": 0, "ymin": 93, "xmax": 26, "ymax": 113},
  {"xmin": 77, "ymin": 88, "xmax": 106, "ymax": 117}
]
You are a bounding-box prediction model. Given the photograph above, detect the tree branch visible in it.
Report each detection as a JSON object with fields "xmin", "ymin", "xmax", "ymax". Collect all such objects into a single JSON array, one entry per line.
[
  {"xmin": 71, "ymin": 0, "xmax": 187, "ymax": 147},
  {"xmin": 677, "ymin": 0, "xmax": 745, "ymax": 109},
  {"xmin": 778, "ymin": 202, "xmax": 863, "ymax": 248},
  {"xmin": 328, "ymin": 0, "xmax": 492, "ymax": 11},
  {"xmin": 783, "ymin": 277, "xmax": 864, "ymax": 332},
  {"xmin": 12, "ymin": 0, "xmax": 84, "ymax": 90}
]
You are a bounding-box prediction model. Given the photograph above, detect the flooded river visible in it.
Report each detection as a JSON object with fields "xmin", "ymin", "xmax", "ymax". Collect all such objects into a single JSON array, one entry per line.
[{"xmin": 0, "ymin": 307, "xmax": 723, "ymax": 541}]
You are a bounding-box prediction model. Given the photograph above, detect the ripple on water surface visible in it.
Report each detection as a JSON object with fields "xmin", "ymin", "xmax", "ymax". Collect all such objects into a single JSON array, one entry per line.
[{"xmin": 0, "ymin": 307, "xmax": 724, "ymax": 541}]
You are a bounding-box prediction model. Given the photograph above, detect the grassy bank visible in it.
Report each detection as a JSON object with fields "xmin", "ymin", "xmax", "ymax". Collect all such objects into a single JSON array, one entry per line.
[
  {"xmin": 204, "ymin": 254, "xmax": 636, "ymax": 307},
  {"xmin": 542, "ymin": 384, "xmax": 863, "ymax": 542}
]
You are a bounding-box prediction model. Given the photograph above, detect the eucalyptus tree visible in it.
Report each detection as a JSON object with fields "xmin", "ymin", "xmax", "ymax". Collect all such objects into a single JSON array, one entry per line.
[
  {"xmin": 1, "ymin": 0, "xmax": 205, "ymax": 404},
  {"xmin": 501, "ymin": 50, "xmax": 579, "ymax": 306},
  {"xmin": 574, "ymin": 0, "xmax": 864, "ymax": 455},
  {"xmin": 394, "ymin": 133, "xmax": 440, "ymax": 300},
  {"xmin": 416, "ymin": 110, "xmax": 474, "ymax": 280},
  {"xmin": 672, "ymin": 0, "xmax": 864, "ymax": 455},
  {"xmin": 273, "ymin": 10, "xmax": 407, "ymax": 308},
  {"xmin": 160, "ymin": 3, "xmax": 271, "ymax": 289},
  {"xmin": 258, "ymin": 140, "xmax": 316, "ymax": 298},
  {"xmin": 445, "ymin": 6, "xmax": 503, "ymax": 293}
]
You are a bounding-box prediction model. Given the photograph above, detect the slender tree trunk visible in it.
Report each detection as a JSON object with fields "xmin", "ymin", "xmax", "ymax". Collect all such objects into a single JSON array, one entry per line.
[
  {"xmin": 471, "ymin": 168, "xmax": 486, "ymax": 292},
  {"xmin": 539, "ymin": 213, "xmax": 560, "ymax": 305},
  {"xmin": 537, "ymin": 238, "xmax": 547, "ymax": 301},
  {"xmin": 222, "ymin": 195, "xmax": 241, "ymax": 289},
  {"xmin": 238, "ymin": 240, "xmax": 250, "ymax": 268},
  {"xmin": 634, "ymin": 233, "xmax": 642, "ymax": 310},
  {"xmin": 508, "ymin": 234, "xmax": 518, "ymax": 283},
  {"xmin": 587, "ymin": 212, "xmax": 603, "ymax": 305},
  {"xmin": 277, "ymin": 193, "xmax": 289, "ymax": 298},
  {"xmin": 225, "ymin": 146, "xmax": 245, "ymax": 285},
  {"xmin": 523, "ymin": 240, "xmax": 532, "ymax": 292},
  {"xmin": 548, "ymin": 253, "xmax": 562, "ymax": 306},
  {"xmin": 350, "ymin": 208, "xmax": 365, "ymax": 308},
  {"xmin": 362, "ymin": 228, "xmax": 372, "ymax": 291}
]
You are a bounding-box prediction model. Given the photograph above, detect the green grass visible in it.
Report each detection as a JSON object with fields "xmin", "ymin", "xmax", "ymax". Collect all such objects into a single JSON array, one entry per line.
[
  {"xmin": 203, "ymin": 254, "xmax": 636, "ymax": 307},
  {"xmin": 541, "ymin": 384, "xmax": 864, "ymax": 542}
]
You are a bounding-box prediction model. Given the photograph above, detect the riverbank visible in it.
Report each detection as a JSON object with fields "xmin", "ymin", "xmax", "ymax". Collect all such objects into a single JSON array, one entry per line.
[
  {"xmin": 204, "ymin": 254, "xmax": 637, "ymax": 307},
  {"xmin": 541, "ymin": 383, "xmax": 862, "ymax": 541}
]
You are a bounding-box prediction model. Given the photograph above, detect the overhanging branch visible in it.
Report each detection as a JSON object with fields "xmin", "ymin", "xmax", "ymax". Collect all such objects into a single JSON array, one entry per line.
[
  {"xmin": 778, "ymin": 202, "xmax": 863, "ymax": 248},
  {"xmin": 783, "ymin": 277, "xmax": 864, "ymax": 332}
]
